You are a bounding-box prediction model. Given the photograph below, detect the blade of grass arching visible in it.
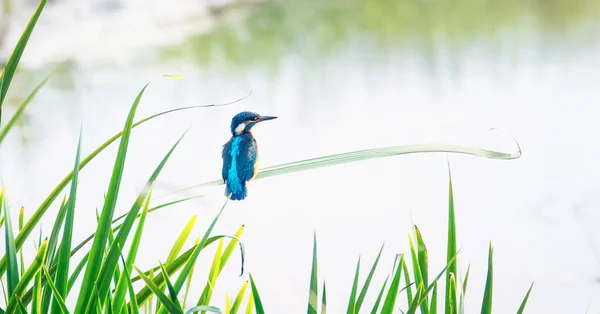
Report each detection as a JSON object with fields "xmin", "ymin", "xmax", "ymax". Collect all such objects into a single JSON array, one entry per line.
[
  {"xmin": 75, "ymin": 83, "xmax": 148, "ymax": 313},
  {"xmin": 92, "ymin": 132, "xmax": 187, "ymax": 311},
  {"xmin": 0, "ymin": 70, "xmax": 54, "ymax": 144},
  {"xmin": 402, "ymin": 260, "xmax": 413, "ymax": 306},
  {"xmin": 183, "ymin": 237, "xmax": 201, "ymax": 309},
  {"xmin": 40, "ymin": 266, "xmax": 69, "ymax": 314},
  {"xmin": 321, "ymin": 282, "xmax": 327, "ymax": 314},
  {"xmin": 408, "ymin": 233, "xmax": 428, "ymax": 314},
  {"xmin": 480, "ymin": 242, "xmax": 494, "ymax": 314},
  {"xmin": 245, "ymin": 289, "xmax": 254, "ymax": 314},
  {"xmin": 0, "ymin": 0, "xmax": 47, "ymax": 124},
  {"xmin": 0, "ymin": 92, "xmax": 249, "ymax": 279},
  {"xmin": 166, "ymin": 215, "xmax": 197, "ymax": 264},
  {"xmin": 356, "ymin": 243, "xmax": 384, "ymax": 312},
  {"xmin": 4, "ymin": 240, "xmax": 47, "ymax": 314},
  {"xmin": 231, "ymin": 281, "xmax": 249, "ymax": 314},
  {"xmin": 458, "ymin": 265, "xmax": 470, "ymax": 314},
  {"xmin": 112, "ymin": 191, "xmax": 151, "ymax": 314},
  {"xmin": 249, "ymin": 274, "xmax": 265, "ymax": 314},
  {"xmin": 52, "ymin": 128, "xmax": 82, "ymax": 313},
  {"xmin": 18, "ymin": 208, "xmax": 24, "ymax": 276},
  {"xmin": 380, "ymin": 253, "xmax": 404, "ymax": 314},
  {"xmin": 430, "ymin": 281, "xmax": 438, "ymax": 314},
  {"xmin": 369, "ymin": 275, "xmax": 389, "ymax": 314},
  {"xmin": 308, "ymin": 232, "xmax": 318, "ymax": 314},
  {"xmin": 346, "ymin": 257, "xmax": 360, "ymax": 314},
  {"xmin": 219, "ymin": 225, "xmax": 245, "ymax": 277},
  {"xmin": 516, "ymin": 282, "xmax": 534, "ymax": 314},
  {"xmin": 445, "ymin": 164, "xmax": 457, "ymax": 314},
  {"xmin": 167, "ymin": 131, "xmax": 522, "ymax": 197},
  {"xmin": 2, "ymin": 188, "xmax": 19, "ymax": 299},
  {"xmin": 133, "ymin": 266, "xmax": 183, "ymax": 314},
  {"xmin": 185, "ymin": 306, "xmax": 223, "ymax": 314},
  {"xmin": 192, "ymin": 239, "xmax": 223, "ymax": 312},
  {"xmin": 134, "ymin": 198, "xmax": 231, "ymax": 308}
]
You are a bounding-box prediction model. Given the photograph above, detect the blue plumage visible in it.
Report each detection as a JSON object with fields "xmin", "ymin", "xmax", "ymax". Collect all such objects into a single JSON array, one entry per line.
[{"xmin": 222, "ymin": 111, "xmax": 277, "ymax": 201}]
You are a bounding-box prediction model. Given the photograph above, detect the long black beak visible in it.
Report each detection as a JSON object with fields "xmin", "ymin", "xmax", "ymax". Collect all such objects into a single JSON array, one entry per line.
[{"xmin": 258, "ymin": 116, "xmax": 277, "ymax": 122}]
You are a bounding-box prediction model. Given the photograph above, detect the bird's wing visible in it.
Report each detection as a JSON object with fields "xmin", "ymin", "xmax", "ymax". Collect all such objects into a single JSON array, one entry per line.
[
  {"xmin": 237, "ymin": 136, "xmax": 258, "ymax": 182},
  {"xmin": 222, "ymin": 138, "xmax": 233, "ymax": 182}
]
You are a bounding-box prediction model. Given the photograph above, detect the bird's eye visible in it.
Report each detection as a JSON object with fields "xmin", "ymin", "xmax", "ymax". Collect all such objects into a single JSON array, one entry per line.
[{"xmin": 252, "ymin": 116, "xmax": 260, "ymax": 121}]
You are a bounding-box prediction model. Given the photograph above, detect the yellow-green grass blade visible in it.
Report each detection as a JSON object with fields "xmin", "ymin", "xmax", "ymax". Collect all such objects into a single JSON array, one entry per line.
[
  {"xmin": 307, "ymin": 232, "xmax": 318, "ymax": 314},
  {"xmin": 2, "ymin": 188, "xmax": 19, "ymax": 299},
  {"xmin": 447, "ymin": 275, "xmax": 456, "ymax": 314},
  {"xmin": 167, "ymin": 215, "xmax": 197, "ymax": 265},
  {"xmin": 0, "ymin": 91, "xmax": 248, "ymax": 278},
  {"xmin": 430, "ymin": 281, "xmax": 438, "ymax": 314},
  {"xmin": 185, "ymin": 306, "xmax": 223, "ymax": 314},
  {"xmin": 380, "ymin": 253, "xmax": 404, "ymax": 314},
  {"xmin": 231, "ymin": 281, "xmax": 249, "ymax": 314},
  {"xmin": 226, "ymin": 294, "xmax": 231, "ymax": 313},
  {"xmin": 159, "ymin": 262, "xmax": 184, "ymax": 310},
  {"xmin": 166, "ymin": 132, "xmax": 522, "ymax": 198},
  {"xmin": 183, "ymin": 237, "xmax": 201, "ymax": 309},
  {"xmin": 346, "ymin": 257, "xmax": 360, "ymax": 314},
  {"xmin": 112, "ymin": 189, "xmax": 151, "ymax": 314},
  {"xmin": 480, "ymin": 242, "xmax": 494, "ymax": 314},
  {"xmin": 402, "ymin": 259, "xmax": 413, "ymax": 306},
  {"xmin": 245, "ymin": 289, "xmax": 254, "ymax": 314},
  {"xmin": 458, "ymin": 265, "xmax": 470, "ymax": 314},
  {"xmin": 75, "ymin": 83, "xmax": 149, "ymax": 312},
  {"xmin": 0, "ymin": 70, "xmax": 54, "ymax": 144},
  {"xmin": 5, "ymin": 240, "xmax": 47, "ymax": 313},
  {"xmin": 415, "ymin": 226, "xmax": 429, "ymax": 286},
  {"xmin": 192, "ymin": 239, "xmax": 223, "ymax": 312},
  {"xmin": 249, "ymin": 273, "xmax": 265, "ymax": 314},
  {"xmin": 0, "ymin": 0, "xmax": 47, "ymax": 124},
  {"xmin": 516, "ymin": 282, "xmax": 534, "ymax": 314},
  {"xmin": 408, "ymin": 233, "xmax": 428, "ymax": 313},
  {"xmin": 95, "ymin": 132, "xmax": 187, "ymax": 310},
  {"xmin": 320, "ymin": 282, "xmax": 326, "ymax": 314},
  {"xmin": 18, "ymin": 207, "xmax": 24, "ymax": 276},
  {"xmin": 355, "ymin": 243, "xmax": 384, "ymax": 312},
  {"xmin": 31, "ymin": 252, "xmax": 43, "ymax": 314},
  {"xmin": 445, "ymin": 164, "xmax": 458, "ymax": 314},
  {"xmin": 133, "ymin": 266, "xmax": 183, "ymax": 314},
  {"xmin": 219, "ymin": 225, "xmax": 245, "ymax": 277},
  {"xmin": 369, "ymin": 276, "xmax": 389, "ymax": 314},
  {"xmin": 41, "ymin": 266, "xmax": 69, "ymax": 314},
  {"xmin": 52, "ymin": 128, "xmax": 82, "ymax": 313},
  {"xmin": 134, "ymin": 198, "xmax": 231, "ymax": 308}
]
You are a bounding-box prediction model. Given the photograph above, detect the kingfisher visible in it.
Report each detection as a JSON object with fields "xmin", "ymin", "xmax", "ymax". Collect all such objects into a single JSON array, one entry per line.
[{"xmin": 222, "ymin": 111, "xmax": 278, "ymax": 201}]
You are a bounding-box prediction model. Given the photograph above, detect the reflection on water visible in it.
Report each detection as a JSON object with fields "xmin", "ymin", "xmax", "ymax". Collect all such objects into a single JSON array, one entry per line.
[{"xmin": 2, "ymin": 0, "xmax": 600, "ymax": 313}]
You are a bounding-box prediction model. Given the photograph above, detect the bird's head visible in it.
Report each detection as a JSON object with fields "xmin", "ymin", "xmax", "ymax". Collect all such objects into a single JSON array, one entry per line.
[{"xmin": 230, "ymin": 111, "xmax": 278, "ymax": 136}]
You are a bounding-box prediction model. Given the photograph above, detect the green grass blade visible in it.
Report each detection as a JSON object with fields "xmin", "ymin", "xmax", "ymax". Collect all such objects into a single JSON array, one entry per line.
[
  {"xmin": 445, "ymin": 164, "xmax": 458, "ymax": 314},
  {"xmin": 480, "ymin": 242, "xmax": 494, "ymax": 314},
  {"xmin": 409, "ymin": 233, "xmax": 428, "ymax": 313},
  {"xmin": 321, "ymin": 281, "xmax": 327, "ymax": 314},
  {"xmin": 67, "ymin": 252, "xmax": 88, "ymax": 293},
  {"xmin": 31, "ymin": 253, "xmax": 43, "ymax": 314},
  {"xmin": 75, "ymin": 83, "xmax": 149, "ymax": 312},
  {"xmin": 159, "ymin": 262, "xmax": 183, "ymax": 310},
  {"xmin": 307, "ymin": 232, "xmax": 318, "ymax": 314},
  {"xmin": 185, "ymin": 306, "xmax": 223, "ymax": 314},
  {"xmin": 369, "ymin": 276, "xmax": 388, "ymax": 314},
  {"xmin": 112, "ymin": 189, "xmax": 151, "ymax": 314},
  {"xmin": 52, "ymin": 128, "xmax": 82, "ymax": 313},
  {"xmin": 193, "ymin": 239, "xmax": 223, "ymax": 312},
  {"xmin": 18, "ymin": 207, "xmax": 24, "ymax": 276},
  {"xmin": 2, "ymin": 188, "xmax": 19, "ymax": 299},
  {"xmin": 356, "ymin": 243, "xmax": 384, "ymax": 312},
  {"xmin": 5, "ymin": 240, "xmax": 47, "ymax": 313},
  {"xmin": 95, "ymin": 132, "xmax": 186, "ymax": 309},
  {"xmin": 430, "ymin": 281, "xmax": 438, "ymax": 314},
  {"xmin": 0, "ymin": 70, "xmax": 54, "ymax": 144},
  {"xmin": 40, "ymin": 266, "xmax": 69, "ymax": 314},
  {"xmin": 249, "ymin": 273, "xmax": 265, "ymax": 314},
  {"xmin": 402, "ymin": 260, "xmax": 413, "ymax": 306},
  {"xmin": 0, "ymin": 93, "xmax": 247, "ymax": 278},
  {"xmin": 231, "ymin": 281, "xmax": 249, "ymax": 314},
  {"xmin": 459, "ymin": 265, "xmax": 470, "ymax": 314},
  {"xmin": 516, "ymin": 282, "xmax": 534, "ymax": 314},
  {"xmin": 381, "ymin": 253, "xmax": 404, "ymax": 314},
  {"xmin": 166, "ymin": 215, "xmax": 197, "ymax": 264},
  {"xmin": 415, "ymin": 226, "xmax": 429, "ymax": 286},
  {"xmin": 133, "ymin": 266, "xmax": 183, "ymax": 314},
  {"xmin": 183, "ymin": 237, "xmax": 201, "ymax": 309},
  {"xmin": 117, "ymin": 252, "xmax": 140, "ymax": 314},
  {"xmin": 346, "ymin": 257, "xmax": 360, "ymax": 314},
  {"xmin": 0, "ymin": 0, "xmax": 47, "ymax": 124}
]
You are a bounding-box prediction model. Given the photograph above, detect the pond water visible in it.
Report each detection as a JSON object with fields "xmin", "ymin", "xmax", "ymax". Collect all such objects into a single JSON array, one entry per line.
[{"xmin": 1, "ymin": 0, "xmax": 600, "ymax": 313}]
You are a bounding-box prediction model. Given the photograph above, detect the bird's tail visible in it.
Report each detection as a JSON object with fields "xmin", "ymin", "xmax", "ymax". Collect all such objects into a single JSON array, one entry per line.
[{"xmin": 225, "ymin": 180, "xmax": 247, "ymax": 201}]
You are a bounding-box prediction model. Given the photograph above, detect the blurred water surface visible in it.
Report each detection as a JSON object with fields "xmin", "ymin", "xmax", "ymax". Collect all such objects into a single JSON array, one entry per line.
[{"xmin": 1, "ymin": 0, "xmax": 600, "ymax": 312}]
